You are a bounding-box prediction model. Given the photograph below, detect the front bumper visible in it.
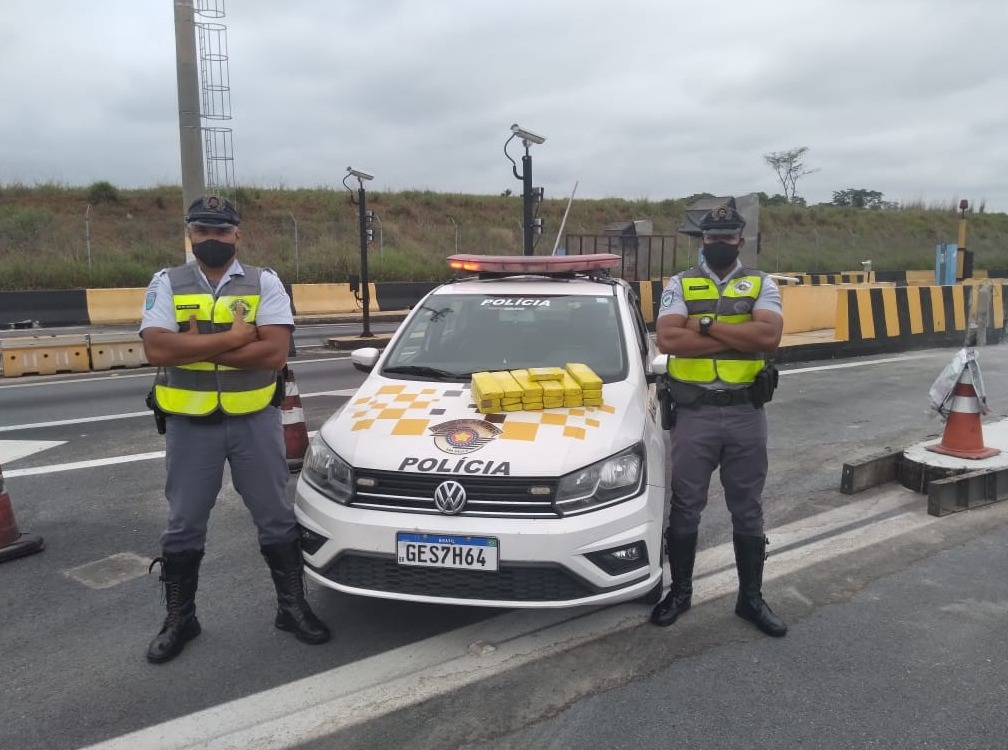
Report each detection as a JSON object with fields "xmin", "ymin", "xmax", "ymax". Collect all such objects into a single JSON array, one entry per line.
[{"xmin": 294, "ymin": 479, "xmax": 665, "ymax": 608}]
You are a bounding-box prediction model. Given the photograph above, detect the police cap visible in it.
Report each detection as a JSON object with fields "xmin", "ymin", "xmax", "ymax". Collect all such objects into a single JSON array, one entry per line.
[
  {"xmin": 185, "ymin": 194, "xmax": 241, "ymax": 227},
  {"xmin": 699, "ymin": 204, "xmax": 745, "ymax": 235}
]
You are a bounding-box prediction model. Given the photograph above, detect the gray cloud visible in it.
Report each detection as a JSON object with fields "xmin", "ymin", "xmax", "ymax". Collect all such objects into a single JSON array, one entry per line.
[{"xmin": 1, "ymin": 0, "xmax": 1004, "ymax": 212}]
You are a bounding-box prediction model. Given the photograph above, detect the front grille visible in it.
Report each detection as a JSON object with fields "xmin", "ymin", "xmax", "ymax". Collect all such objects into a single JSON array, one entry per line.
[
  {"xmin": 322, "ymin": 552, "xmax": 596, "ymax": 602},
  {"xmin": 352, "ymin": 469, "xmax": 560, "ymax": 518}
]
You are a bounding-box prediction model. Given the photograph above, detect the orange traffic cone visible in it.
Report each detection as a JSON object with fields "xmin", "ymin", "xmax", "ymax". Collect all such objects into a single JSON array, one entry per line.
[
  {"xmin": 282, "ymin": 367, "xmax": 309, "ymax": 473},
  {"xmin": 926, "ymin": 368, "xmax": 1001, "ymax": 459},
  {"xmin": 0, "ymin": 460, "xmax": 44, "ymax": 563}
]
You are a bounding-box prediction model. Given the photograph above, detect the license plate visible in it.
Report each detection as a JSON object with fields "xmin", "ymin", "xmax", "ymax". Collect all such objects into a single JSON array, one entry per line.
[{"xmin": 396, "ymin": 532, "xmax": 499, "ymax": 571}]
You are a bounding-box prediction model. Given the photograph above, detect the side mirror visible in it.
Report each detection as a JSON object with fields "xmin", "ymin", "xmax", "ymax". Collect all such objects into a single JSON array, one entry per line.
[
  {"xmin": 350, "ymin": 347, "xmax": 380, "ymax": 373},
  {"xmin": 646, "ymin": 354, "xmax": 669, "ymax": 384}
]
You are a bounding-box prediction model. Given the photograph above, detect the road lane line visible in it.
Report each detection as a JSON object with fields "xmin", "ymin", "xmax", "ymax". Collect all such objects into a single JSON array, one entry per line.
[
  {"xmin": 0, "ymin": 391, "xmax": 357, "ymax": 433},
  {"xmin": 81, "ymin": 486, "xmax": 943, "ymax": 750}
]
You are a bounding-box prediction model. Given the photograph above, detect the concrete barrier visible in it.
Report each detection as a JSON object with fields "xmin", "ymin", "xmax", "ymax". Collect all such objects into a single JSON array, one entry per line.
[
  {"xmin": 86, "ymin": 288, "xmax": 147, "ymax": 325},
  {"xmin": 780, "ymin": 285, "xmax": 836, "ymax": 334},
  {"xmin": 291, "ymin": 283, "xmax": 368, "ymax": 316},
  {"xmin": 88, "ymin": 333, "xmax": 148, "ymax": 371},
  {"xmin": 1, "ymin": 335, "xmax": 90, "ymax": 377}
]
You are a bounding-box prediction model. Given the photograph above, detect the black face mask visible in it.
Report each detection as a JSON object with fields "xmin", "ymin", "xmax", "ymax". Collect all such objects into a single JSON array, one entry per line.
[
  {"xmin": 702, "ymin": 242, "xmax": 740, "ymax": 270},
  {"xmin": 192, "ymin": 239, "xmax": 236, "ymax": 269}
]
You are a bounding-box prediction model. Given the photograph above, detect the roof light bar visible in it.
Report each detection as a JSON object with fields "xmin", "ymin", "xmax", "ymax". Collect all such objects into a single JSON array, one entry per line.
[{"xmin": 447, "ymin": 254, "xmax": 620, "ymax": 275}]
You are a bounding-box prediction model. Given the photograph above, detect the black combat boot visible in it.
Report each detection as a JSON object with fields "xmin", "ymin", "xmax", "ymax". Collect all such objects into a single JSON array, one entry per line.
[
  {"xmin": 650, "ymin": 531, "xmax": 699, "ymax": 627},
  {"xmin": 146, "ymin": 549, "xmax": 204, "ymax": 663},
  {"xmin": 733, "ymin": 533, "xmax": 787, "ymax": 637},
  {"xmin": 260, "ymin": 539, "xmax": 331, "ymax": 644}
]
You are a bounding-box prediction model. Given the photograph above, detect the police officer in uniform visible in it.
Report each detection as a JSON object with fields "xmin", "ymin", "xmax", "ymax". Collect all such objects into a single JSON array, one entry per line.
[
  {"xmin": 140, "ymin": 195, "xmax": 330, "ymax": 663},
  {"xmin": 650, "ymin": 204, "xmax": 787, "ymax": 637}
]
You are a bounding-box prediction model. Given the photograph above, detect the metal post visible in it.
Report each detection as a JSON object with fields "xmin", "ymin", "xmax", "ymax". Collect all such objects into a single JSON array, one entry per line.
[
  {"xmin": 289, "ymin": 212, "xmax": 299, "ymax": 281},
  {"xmin": 521, "ymin": 147, "xmax": 534, "ymax": 256},
  {"xmin": 174, "ymin": 0, "xmax": 206, "ymax": 262},
  {"xmin": 357, "ymin": 186, "xmax": 372, "ymax": 338},
  {"xmin": 449, "ymin": 216, "xmax": 459, "ymax": 253},
  {"xmin": 85, "ymin": 204, "xmax": 92, "ymax": 269}
]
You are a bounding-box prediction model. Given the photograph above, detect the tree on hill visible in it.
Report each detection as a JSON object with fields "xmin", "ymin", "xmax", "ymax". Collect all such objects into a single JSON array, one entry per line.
[
  {"xmin": 756, "ymin": 192, "xmax": 789, "ymax": 206},
  {"xmin": 762, "ymin": 146, "xmax": 818, "ymax": 204},
  {"xmin": 832, "ymin": 188, "xmax": 888, "ymax": 209}
]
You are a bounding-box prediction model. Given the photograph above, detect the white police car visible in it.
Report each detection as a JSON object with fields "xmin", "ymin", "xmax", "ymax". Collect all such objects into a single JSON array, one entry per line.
[{"xmin": 294, "ymin": 254, "xmax": 666, "ymax": 607}]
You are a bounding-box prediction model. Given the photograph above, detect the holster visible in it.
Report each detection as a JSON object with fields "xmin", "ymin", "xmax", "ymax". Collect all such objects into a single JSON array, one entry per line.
[
  {"xmin": 748, "ymin": 362, "xmax": 779, "ymax": 408},
  {"xmin": 145, "ymin": 388, "xmax": 167, "ymax": 435},
  {"xmin": 655, "ymin": 375, "xmax": 677, "ymax": 429}
]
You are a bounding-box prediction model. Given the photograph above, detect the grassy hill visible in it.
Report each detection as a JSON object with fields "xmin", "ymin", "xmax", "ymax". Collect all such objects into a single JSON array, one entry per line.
[{"xmin": 1, "ymin": 183, "xmax": 1007, "ymax": 290}]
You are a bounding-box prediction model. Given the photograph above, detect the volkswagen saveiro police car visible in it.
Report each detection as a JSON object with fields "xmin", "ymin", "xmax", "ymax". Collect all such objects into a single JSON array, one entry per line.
[{"xmin": 294, "ymin": 253, "xmax": 666, "ymax": 607}]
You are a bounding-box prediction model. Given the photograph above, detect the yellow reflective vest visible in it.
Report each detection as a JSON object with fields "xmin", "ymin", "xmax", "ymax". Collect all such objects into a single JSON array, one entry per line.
[
  {"xmin": 153, "ymin": 264, "xmax": 278, "ymax": 416},
  {"xmin": 666, "ymin": 267, "xmax": 767, "ymax": 385}
]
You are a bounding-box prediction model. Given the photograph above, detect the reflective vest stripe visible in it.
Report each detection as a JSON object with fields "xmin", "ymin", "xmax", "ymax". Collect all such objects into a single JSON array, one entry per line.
[
  {"xmin": 667, "ymin": 268, "xmax": 766, "ymax": 385},
  {"xmin": 153, "ymin": 264, "xmax": 278, "ymax": 416}
]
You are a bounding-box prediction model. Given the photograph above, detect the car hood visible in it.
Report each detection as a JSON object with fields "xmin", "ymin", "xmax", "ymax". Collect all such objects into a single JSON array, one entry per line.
[{"xmin": 319, "ymin": 377, "xmax": 645, "ymax": 477}]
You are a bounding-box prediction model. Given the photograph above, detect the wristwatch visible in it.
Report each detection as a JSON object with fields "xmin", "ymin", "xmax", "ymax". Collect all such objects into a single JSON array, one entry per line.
[{"xmin": 698, "ymin": 315, "xmax": 714, "ymax": 336}]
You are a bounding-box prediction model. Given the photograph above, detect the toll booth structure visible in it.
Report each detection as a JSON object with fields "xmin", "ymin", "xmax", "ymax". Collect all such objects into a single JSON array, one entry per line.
[{"xmin": 677, "ymin": 193, "xmax": 761, "ymax": 269}]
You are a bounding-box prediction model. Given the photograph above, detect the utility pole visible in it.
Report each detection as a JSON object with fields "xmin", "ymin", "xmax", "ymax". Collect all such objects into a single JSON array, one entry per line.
[{"xmin": 173, "ymin": 0, "xmax": 205, "ymax": 261}]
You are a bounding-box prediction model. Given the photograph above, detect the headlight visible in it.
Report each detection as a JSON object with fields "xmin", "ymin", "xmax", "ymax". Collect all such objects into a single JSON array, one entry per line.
[
  {"xmin": 554, "ymin": 443, "xmax": 645, "ymax": 515},
  {"xmin": 302, "ymin": 436, "xmax": 353, "ymax": 505}
]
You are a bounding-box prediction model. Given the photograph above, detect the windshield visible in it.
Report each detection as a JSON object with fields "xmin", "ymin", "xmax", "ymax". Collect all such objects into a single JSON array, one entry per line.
[{"xmin": 381, "ymin": 292, "xmax": 628, "ymax": 382}]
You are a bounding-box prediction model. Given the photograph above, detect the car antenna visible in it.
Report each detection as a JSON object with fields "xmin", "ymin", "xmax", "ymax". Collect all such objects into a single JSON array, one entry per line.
[{"xmin": 552, "ymin": 180, "xmax": 579, "ymax": 256}]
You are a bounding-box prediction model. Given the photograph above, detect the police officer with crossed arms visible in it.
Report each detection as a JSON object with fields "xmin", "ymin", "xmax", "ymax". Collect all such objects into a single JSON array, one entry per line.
[
  {"xmin": 140, "ymin": 194, "xmax": 329, "ymax": 663},
  {"xmin": 651, "ymin": 204, "xmax": 787, "ymax": 637}
]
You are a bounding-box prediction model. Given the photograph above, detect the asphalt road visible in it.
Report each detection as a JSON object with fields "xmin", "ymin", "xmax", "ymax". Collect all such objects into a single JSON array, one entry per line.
[{"xmin": 2, "ymin": 332, "xmax": 1008, "ymax": 750}]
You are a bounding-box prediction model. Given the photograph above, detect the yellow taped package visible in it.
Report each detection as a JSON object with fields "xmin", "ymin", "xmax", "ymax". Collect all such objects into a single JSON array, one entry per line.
[
  {"xmin": 510, "ymin": 369, "xmax": 543, "ymax": 401},
  {"xmin": 471, "ymin": 372, "xmax": 504, "ymax": 401},
  {"xmin": 559, "ymin": 371, "xmax": 583, "ymax": 398},
  {"xmin": 501, "ymin": 396, "xmax": 522, "ymax": 407},
  {"xmin": 502, "ymin": 402, "xmax": 523, "ymax": 412},
  {"xmin": 581, "ymin": 388, "xmax": 602, "ymax": 399},
  {"xmin": 583, "ymin": 397, "xmax": 602, "ymax": 406},
  {"xmin": 539, "ymin": 379, "xmax": 564, "ymax": 399},
  {"xmin": 563, "ymin": 397, "xmax": 583, "ymax": 408},
  {"xmin": 565, "ymin": 362, "xmax": 602, "ymax": 390},
  {"xmin": 490, "ymin": 370, "xmax": 523, "ymax": 399},
  {"xmin": 543, "ymin": 397, "xmax": 564, "ymax": 408},
  {"xmin": 523, "ymin": 401, "xmax": 544, "ymax": 411},
  {"xmin": 528, "ymin": 367, "xmax": 564, "ymax": 381},
  {"xmin": 471, "ymin": 386, "xmax": 499, "ymax": 411}
]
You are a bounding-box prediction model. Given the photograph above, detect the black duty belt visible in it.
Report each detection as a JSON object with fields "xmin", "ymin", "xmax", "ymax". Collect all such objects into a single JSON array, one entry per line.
[
  {"xmin": 667, "ymin": 379, "xmax": 753, "ymax": 408},
  {"xmin": 693, "ymin": 388, "xmax": 752, "ymax": 407}
]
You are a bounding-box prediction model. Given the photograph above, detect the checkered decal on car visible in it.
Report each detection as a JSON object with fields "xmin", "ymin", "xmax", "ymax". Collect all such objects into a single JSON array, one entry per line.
[{"xmin": 349, "ymin": 384, "xmax": 615, "ymax": 441}]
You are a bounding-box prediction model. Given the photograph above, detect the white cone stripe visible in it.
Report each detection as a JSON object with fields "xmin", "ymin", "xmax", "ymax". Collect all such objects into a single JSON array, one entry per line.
[
  {"xmin": 950, "ymin": 396, "xmax": 982, "ymax": 414},
  {"xmin": 285, "ymin": 382, "xmax": 300, "ymax": 397},
  {"xmin": 282, "ymin": 407, "xmax": 306, "ymax": 425}
]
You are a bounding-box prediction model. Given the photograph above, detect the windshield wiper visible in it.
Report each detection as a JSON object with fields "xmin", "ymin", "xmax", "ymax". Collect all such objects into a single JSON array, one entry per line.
[{"xmin": 382, "ymin": 365, "xmax": 464, "ymax": 379}]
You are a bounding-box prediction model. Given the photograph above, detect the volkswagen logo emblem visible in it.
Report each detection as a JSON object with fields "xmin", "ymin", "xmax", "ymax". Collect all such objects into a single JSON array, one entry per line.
[{"xmin": 433, "ymin": 480, "xmax": 467, "ymax": 515}]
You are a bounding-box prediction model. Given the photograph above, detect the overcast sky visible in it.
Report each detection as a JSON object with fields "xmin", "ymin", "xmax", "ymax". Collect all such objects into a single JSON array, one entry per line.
[{"xmin": 1, "ymin": 0, "xmax": 1006, "ymax": 212}]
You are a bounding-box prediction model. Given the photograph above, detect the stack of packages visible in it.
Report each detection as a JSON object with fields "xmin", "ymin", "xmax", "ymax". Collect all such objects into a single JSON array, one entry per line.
[
  {"xmin": 565, "ymin": 362, "xmax": 603, "ymax": 406},
  {"xmin": 470, "ymin": 363, "xmax": 603, "ymax": 415},
  {"xmin": 470, "ymin": 371, "xmax": 504, "ymax": 413},
  {"xmin": 491, "ymin": 370, "xmax": 525, "ymax": 412},
  {"xmin": 527, "ymin": 367, "xmax": 566, "ymax": 409},
  {"xmin": 510, "ymin": 369, "xmax": 544, "ymax": 410}
]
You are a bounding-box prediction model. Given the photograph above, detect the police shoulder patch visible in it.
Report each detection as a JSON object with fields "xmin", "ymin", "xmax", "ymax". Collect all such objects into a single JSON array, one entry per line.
[
  {"xmin": 660, "ymin": 291, "xmax": 675, "ymax": 309},
  {"xmin": 144, "ymin": 291, "xmax": 157, "ymax": 310}
]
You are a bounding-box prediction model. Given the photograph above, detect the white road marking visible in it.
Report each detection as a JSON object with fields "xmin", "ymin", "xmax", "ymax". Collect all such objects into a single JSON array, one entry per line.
[
  {"xmin": 3, "ymin": 452, "xmax": 168, "ymax": 478},
  {"xmin": 0, "ymin": 438, "xmax": 64, "ymax": 463},
  {"xmin": 0, "ymin": 391, "xmax": 357, "ymax": 434},
  {"xmin": 0, "ymin": 356, "xmax": 349, "ymax": 389},
  {"xmin": 781, "ymin": 353, "xmax": 935, "ymax": 375},
  {"xmin": 81, "ymin": 486, "xmax": 958, "ymax": 750}
]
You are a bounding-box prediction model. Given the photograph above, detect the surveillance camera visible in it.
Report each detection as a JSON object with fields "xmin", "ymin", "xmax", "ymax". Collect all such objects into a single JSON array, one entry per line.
[
  {"xmin": 510, "ymin": 124, "xmax": 546, "ymax": 145},
  {"xmin": 346, "ymin": 167, "xmax": 374, "ymax": 181}
]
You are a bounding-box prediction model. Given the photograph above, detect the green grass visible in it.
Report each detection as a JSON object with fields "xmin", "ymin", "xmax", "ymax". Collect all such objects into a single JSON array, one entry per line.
[{"xmin": 1, "ymin": 183, "xmax": 1006, "ymax": 289}]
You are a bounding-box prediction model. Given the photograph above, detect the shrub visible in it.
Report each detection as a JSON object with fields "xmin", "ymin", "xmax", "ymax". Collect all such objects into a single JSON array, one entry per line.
[{"xmin": 87, "ymin": 181, "xmax": 121, "ymax": 204}]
